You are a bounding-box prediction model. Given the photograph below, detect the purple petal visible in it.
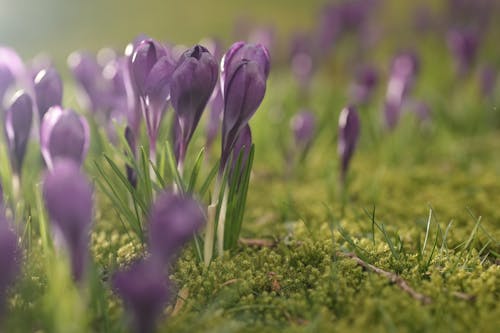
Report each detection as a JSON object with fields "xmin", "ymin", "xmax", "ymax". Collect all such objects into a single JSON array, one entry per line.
[
  {"xmin": 34, "ymin": 67, "xmax": 63, "ymax": 120},
  {"xmin": 290, "ymin": 111, "xmax": 316, "ymax": 148},
  {"xmin": 338, "ymin": 106, "xmax": 360, "ymax": 181},
  {"xmin": 5, "ymin": 91, "xmax": 33, "ymax": 174}
]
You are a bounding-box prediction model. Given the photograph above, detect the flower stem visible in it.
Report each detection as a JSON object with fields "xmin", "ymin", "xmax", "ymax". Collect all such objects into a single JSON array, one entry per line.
[
  {"xmin": 203, "ymin": 176, "xmax": 221, "ymax": 266},
  {"xmin": 217, "ymin": 187, "xmax": 229, "ymax": 257}
]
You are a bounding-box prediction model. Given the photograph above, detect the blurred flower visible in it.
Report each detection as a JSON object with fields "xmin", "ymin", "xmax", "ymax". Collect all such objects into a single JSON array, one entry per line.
[
  {"xmin": 479, "ymin": 65, "xmax": 497, "ymax": 98},
  {"xmin": 5, "ymin": 91, "xmax": 33, "ymax": 175},
  {"xmin": 33, "ymin": 67, "xmax": 63, "ymax": 121},
  {"xmin": 40, "ymin": 106, "xmax": 90, "ymax": 170},
  {"xmin": 170, "ymin": 45, "xmax": 218, "ymax": 167},
  {"xmin": 338, "ymin": 106, "xmax": 360, "ymax": 183},
  {"xmin": 384, "ymin": 52, "xmax": 419, "ymax": 129},
  {"xmin": 124, "ymin": 126, "xmax": 137, "ymax": 188},
  {"xmin": 350, "ymin": 65, "xmax": 378, "ymax": 105},
  {"xmin": 0, "ymin": 65, "xmax": 15, "ymax": 111},
  {"xmin": 413, "ymin": 100, "xmax": 431, "ymax": 123},
  {"xmin": 42, "ymin": 159, "xmax": 93, "ymax": 281},
  {"xmin": 447, "ymin": 28, "xmax": 479, "ymax": 75},
  {"xmin": 290, "ymin": 33, "xmax": 315, "ymax": 91},
  {"xmin": 149, "ymin": 190, "xmax": 205, "ymax": 264},
  {"xmin": 290, "ymin": 110, "xmax": 316, "ymax": 151},
  {"xmin": 249, "ymin": 27, "xmax": 275, "ymax": 55},
  {"xmin": 0, "ymin": 47, "xmax": 30, "ymax": 111},
  {"xmin": 220, "ymin": 42, "xmax": 270, "ymax": 169},
  {"xmin": 0, "ymin": 217, "xmax": 20, "ymax": 313},
  {"xmin": 130, "ymin": 39, "xmax": 175, "ymax": 160},
  {"xmin": 112, "ymin": 259, "xmax": 169, "ymax": 333}
]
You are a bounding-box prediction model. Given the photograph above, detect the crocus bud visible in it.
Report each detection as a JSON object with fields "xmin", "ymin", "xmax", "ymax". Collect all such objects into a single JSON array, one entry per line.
[
  {"xmin": 42, "ymin": 159, "xmax": 93, "ymax": 281},
  {"xmin": 350, "ymin": 66, "xmax": 378, "ymax": 105},
  {"xmin": 220, "ymin": 42, "xmax": 270, "ymax": 169},
  {"xmin": 33, "ymin": 67, "xmax": 63, "ymax": 121},
  {"xmin": 290, "ymin": 111, "xmax": 316, "ymax": 150},
  {"xmin": 40, "ymin": 106, "xmax": 90, "ymax": 170},
  {"xmin": 131, "ymin": 39, "xmax": 174, "ymax": 159},
  {"xmin": 0, "ymin": 220, "xmax": 20, "ymax": 313},
  {"xmin": 338, "ymin": 106, "xmax": 360, "ymax": 183},
  {"xmin": 5, "ymin": 91, "xmax": 33, "ymax": 175},
  {"xmin": 149, "ymin": 190, "xmax": 205, "ymax": 265},
  {"xmin": 113, "ymin": 259, "xmax": 169, "ymax": 333},
  {"xmin": 0, "ymin": 64, "xmax": 15, "ymax": 110},
  {"xmin": 170, "ymin": 45, "xmax": 218, "ymax": 166},
  {"xmin": 447, "ymin": 28, "xmax": 479, "ymax": 75}
]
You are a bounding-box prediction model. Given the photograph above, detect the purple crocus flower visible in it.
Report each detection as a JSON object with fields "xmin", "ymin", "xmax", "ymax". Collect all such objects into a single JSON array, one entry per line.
[
  {"xmin": 130, "ymin": 39, "xmax": 175, "ymax": 161},
  {"xmin": 0, "ymin": 219, "xmax": 20, "ymax": 313},
  {"xmin": 219, "ymin": 42, "xmax": 270, "ymax": 169},
  {"xmin": 384, "ymin": 52, "xmax": 419, "ymax": 129},
  {"xmin": 42, "ymin": 159, "xmax": 93, "ymax": 281},
  {"xmin": 170, "ymin": 45, "xmax": 218, "ymax": 168},
  {"xmin": 447, "ymin": 28, "xmax": 479, "ymax": 75},
  {"xmin": 33, "ymin": 67, "xmax": 63, "ymax": 121},
  {"xmin": 5, "ymin": 91, "xmax": 33, "ymax": 175},
  {"xmin": 350, "ymin": 66, "xmax": 378, "ymax": 105},
  {"xmin": 0, "ymin": 64, "xmax": 15, "ymax": 110},
  {"xmin": 149, "ymin": 190, "xmax": 205, "ymax": 264},
  {"xmin": 112, "ymin": 259, "xmax": 169, "ymax": 333},
  {"xmin": 0, "ymin": 47, "xmax": 30, "ymax": 112},
  {"xmin": 290, "ymin": 111, "xmax": 316, "ymax": 151},
  {"xmin": 40, "ymin": 106, "xmax": 90, "ymax": 170},
  {"xmin": 338, "ymin": 106, "xmax": 360, "ymax": 183}
]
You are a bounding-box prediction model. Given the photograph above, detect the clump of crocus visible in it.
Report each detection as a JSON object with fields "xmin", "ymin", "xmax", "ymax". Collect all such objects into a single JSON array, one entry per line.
[
  {"xmin": 384, "ymin": 52, "xmax": 419, "ymax": 129},
  {"xmin": 447, "ymin": 28, "xmax": 479, "ymax": 76},
  {"xmin": 40, "ymin": 106, "xmax": 90, "ymax": 170},
  {"xmin": 5, "ymin": 91, "xmax": 33, "ymax": 179},
  {"xmin": 113, "ymin": 259, "xmax": 169, "ymax": 333},
  {"xmin": 338, "ymin": 106, "xmax": 360, "ymax": 185},
  {"xmin": 0, "ymin": 217, "xmax": 21, "ymax": 314},
  {"xmin": 204, "ymin": 42, "xmax": 269, "ymax": 264},
  {"xmin": 170, "ymin": 45, "xmax": 218, "ymax": 172},
  {"xmin": 33, "ymin": 67, "xmax": 63, "ymax": 121},
  {"xmin": 350, "ymin": 66, "xmax": 378, "ymax": 105},
  {"xmin": 290, "ymin": 110, "xmax": 316, "ymax": 162},
  {"xmin": 130, "ymin": 39, "xmax": 175, "ymax": 163},
  {"xmin": 42, "ymin": 159, "xmax": 93, "ymax": 282}
]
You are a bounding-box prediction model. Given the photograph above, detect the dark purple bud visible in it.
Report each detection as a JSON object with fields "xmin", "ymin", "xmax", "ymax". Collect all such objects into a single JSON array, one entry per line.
[
  {"xmin": 34, "ymin": 67, "xmax": 63, "ymax": 120},
  {"xmin": 338, "ymin": 106, "xmax": 360, "ymax": 182},
  {"xmin": 43, "ymin": 159, "xmax": 93, "ymax": 281},
  {"xmin": 0, "ymin": 64, "xmax": 15, "ymax": 110},
  {"xmin": 479, "ymin": 65, "xmax": 497, "ymax": 98},
  {"xmin": 220, "ymin": 58, "xmax": 267, "ymax": 169},
  {"xmin": 131, "ymin": 40, "xmax": 168, "ymax": 96},
  {"xmin": 350, "ymin": 66, "xmax": 378, "ymax": 104},
  {"xmin": 40, "ymin": 106, "xmax": 90, "ymax": 170},
  {"xmin": 447, "ymin": 28, "xmax": 479, "ymax": 75},
  {"xmin": 5, "ymin": 91, "xmax": 33, "ymax": 175},
  {"xmin": 170, "ymin": 45, "xmax": 218, "ymax": 165},
  {"xmin": 290, "ymin": 111, "xmax": 316, "ymax": 149},
  {"xmin": 124, "ymin": 126, "xmax": 137, "ymax": 188},
  {"xmin": 220, "ymin": 42, "xmax": 270, "ymax": 100},
  {"xmin": 112, "ymin": 259, "xmax": 169, "ymax": 333},
  {"xmin": 0, "ymin": 220, "xmax": 20, "ymax": 313},
  {"xmin": 229, "ymin": 124, "xmax": 252, "ymax": 180},
  {"xmin": 149, "ymin": 190, "xmax": 205, "ymax": 264}
]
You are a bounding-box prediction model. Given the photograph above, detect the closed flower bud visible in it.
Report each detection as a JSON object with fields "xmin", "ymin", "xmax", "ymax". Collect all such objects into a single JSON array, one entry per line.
[
  {"xmin": 42, "ymin": 159, "xmax": 93, "ymax": 281},
  {"xmin": 40, "ymin": 106, "xmax": 90, "ymax": 170},
  {"xmin": 112, "ymin": 259, "xmax": 169, "ymax": 333},
  {"xmin": 149, "ymin": 190, "xmax": 205, "ymax": 264},
  {"xmin": 33, "ymin": 67, "xmax": 63, "ymax": 120},
  {"xmin": 338, "ymin": 106, "xmax": 360, "ymax": 183},
  {"xmin": 170, "ymin": 45, "xmax": 218, "ymax": 166},
  {"xmin": 5, "ymin": 91, "xmax": 33, "ymax": 175}
]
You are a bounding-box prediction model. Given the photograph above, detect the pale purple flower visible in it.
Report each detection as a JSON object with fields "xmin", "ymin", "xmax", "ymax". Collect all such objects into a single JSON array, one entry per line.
[
  {"xmin": 290, "ymin": 111, "xmax": 316, "ymax": 150},
  {"xmin": 5, "ymin": 91, "xmax": 33, "ymax": 175},
  {"xmin": 290, "ymin": 33, "xmax": 315, "ymax": 90},
  {"xmin": 479, "ymin": 65, "xmax": 496, "ymax": 98},
  {"xmin": 350, "ymin": 66, "xmax": 378, "ymax": 105},
  {"xmin": 33, "ymin": 67, "xmax": 63, "ymax": 121},
  {"xmin": 42, "ymin": 159, "xmax": 93, "ymax": 281},
  {"xmin": 0, "ymin": 47, "xmax": 30, "ymax": 111},
  {"xmin": 447, "ymin": 28, "xmax": 479, "ymax": 75},
  {"xmin": 40, "ymin": 106, "xmax": 90, "ymax": 170},
  {"xmin": 338, "ymin": 106, "xmax": 360, "ymax": 183}
]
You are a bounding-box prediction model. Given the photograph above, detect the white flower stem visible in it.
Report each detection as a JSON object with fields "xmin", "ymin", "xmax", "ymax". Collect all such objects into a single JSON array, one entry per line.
[{"xmin": 204, "ymin": 176, "xmax": 221, "ymax": 267}]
